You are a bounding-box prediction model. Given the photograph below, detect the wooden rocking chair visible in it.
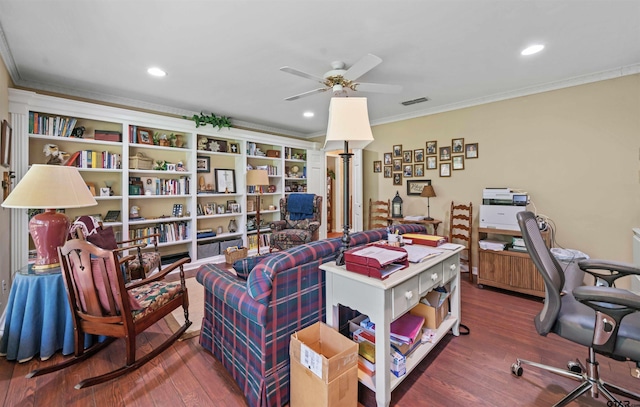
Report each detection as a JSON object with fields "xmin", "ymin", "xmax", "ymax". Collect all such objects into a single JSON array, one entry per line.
[{"xmin": 26, "ymin": 239, "xmax": 191, "ymax": 389}]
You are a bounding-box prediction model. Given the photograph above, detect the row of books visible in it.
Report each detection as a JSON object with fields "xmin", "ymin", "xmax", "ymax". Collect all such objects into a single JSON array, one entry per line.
[
  {"xmin": 64, "ymin": 150, "xmax": 121, "ymax": 169},
  {"xmin": 248, "ymin": 233, "xmax": 271, "ymax": 249},
  {"xmin": 130, "ymin": 221, "xmax": 189, "ymax": 243},
  {"xmin": 129, "ymin": 176, "xmax": 190, "ymax": 196},
  {"xmin": 29, "ymin": 112, "xmax": 78, "ymax": 137}
]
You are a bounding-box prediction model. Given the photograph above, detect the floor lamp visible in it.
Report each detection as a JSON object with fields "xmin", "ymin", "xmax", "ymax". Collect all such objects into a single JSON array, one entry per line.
[
  {"xmin": 324, "ymin": 97, "xmax": 374, "ymax": 266},
  {"xmin": 2, "ymin": 165, "xmax": 97, "ymax": 269},
  {"xmin": 246, "ymin": 169, "xmax": 269, "ymax": 254}
]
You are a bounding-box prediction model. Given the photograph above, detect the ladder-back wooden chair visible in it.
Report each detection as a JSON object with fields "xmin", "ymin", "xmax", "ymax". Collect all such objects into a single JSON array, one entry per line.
[
  {"xmin": 26, "ymin": 239, "xmax": 191, "ymax": 389},
  {"xmin": 449, "ymin": 201, "xmax": 473, "ymax": 282},
  {"xmin": 368, "ymin": 198, "xmax": 390, "ymax": 230}
]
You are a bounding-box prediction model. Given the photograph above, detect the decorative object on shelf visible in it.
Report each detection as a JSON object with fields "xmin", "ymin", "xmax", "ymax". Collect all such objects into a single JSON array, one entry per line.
[
  {"xmin": 196, "ymin": 156, "xmax": 210, "ymax": 173},
  {"xmin": 104, "ymin": 181, "xmax": 114, "ymax": 196},
  {"xmin": 217, "ymin": 226, "xmax": 223, "ymax": 235},
  {"xmin": 268, "ymin": 185, "xmax": 276, "ymax": 193},
  {"xmin": 100, "ymin": 187, "xmax": 111, "ymax": 197},
  {"xmin": 1, "ymin": 119, "xmax": 12, "ymax": 167},
  {"xmin": 197, "ymin": 136, "xmax": 208, "ymax": 150},
  {"xmin": 153, "ymin": 160, "xmax": 167, "ymax": 171},
  {"xmin": 324, "ymin": 97, "xmax": 374, "ymax": 266},
  {"xmin": 407, "ymin": 179, "xmax": 432, "ymax": 196},
  {"xmin": 136, "ymin": 127, "xmax": 154, "ymax": 145},
  {"xmin": 247, "ymin": 169, "xmax": 269, "ymax": 253},
  {"xmin": 130, "ymin": 205, "xmax": 141, "ymax": 219},
  {"xmin": 1, "ymin": 165, "xmax": 97, "ymax": 270},
  {"xmin": 104, "ymin": 210, "xmax": 120, "ymax": 222},
  {"xmin": 184, "ymin": 112, "xmax": 232, "ymax": 130},
  {"xmin": 420, "ymin": 184, "xmax": 437, "ymax": 220},
  {"xmin": 228, "ymin": 218, "xmax": 238, "ymax": 233},
  {"xmin": 229, "ymin": 142, "xmax": 239, "ymax": 154},
  {"xmin": 129, "ymin": 152, "xmax": 154, "ymax": 170},
  {"xmin": 215, "ymin": 169, "xmax": 236, "ymax": 193},
  {"xmin": 71, "ymin": 126, "xmax": 85, "ymax": 138},
  {"xmin": 43, "ymin": 143, "xmax": 68, "ymax": 165},
  {"xmin": 391, "ymin": 191, "xmax": 403, "ymax": 218}
]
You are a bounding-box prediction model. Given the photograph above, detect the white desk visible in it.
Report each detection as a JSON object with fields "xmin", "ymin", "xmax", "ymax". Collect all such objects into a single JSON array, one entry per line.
[{"xmin": 321, "ymin": 247, "xmax": 462, "ymax": 407}]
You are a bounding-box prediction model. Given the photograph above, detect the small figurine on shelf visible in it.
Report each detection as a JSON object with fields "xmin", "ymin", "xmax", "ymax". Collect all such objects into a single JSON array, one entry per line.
[
  {"xmin": 43, "ymin": 144, "xmax": 68, "ymax": 165},
  {"xmin": 130, "ymin": 205, "xmax": 142, "ymax": 220},
  {"xmin": 71, "ymin": 126, "xmax": 85, "ymax": 138},
  {"xmin": 228, "ymin": 219, "xmax": 237, "ymax": 233}
]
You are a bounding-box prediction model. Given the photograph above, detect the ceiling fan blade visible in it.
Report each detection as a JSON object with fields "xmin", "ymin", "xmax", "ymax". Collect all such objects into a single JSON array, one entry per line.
[
  {"xmin": 280, "ymin": 66, "xmax": 325, "ymax": 83},
  {"xmin": 354, "ymin": 82, "xmax": 403, "ymax": 94},
  {"xmin": 284, "ymin": 88, "xmax": 328, "ymax": 101},
  {"xmin": 343, "ymin": 54, "xmax": 382, "ymax": 81}
]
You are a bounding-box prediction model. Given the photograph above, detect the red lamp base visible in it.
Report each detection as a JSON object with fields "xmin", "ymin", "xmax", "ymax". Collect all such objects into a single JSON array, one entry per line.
[{"xmin": 29, "ymin": 209, "xmax": 70, "ymax": 270}]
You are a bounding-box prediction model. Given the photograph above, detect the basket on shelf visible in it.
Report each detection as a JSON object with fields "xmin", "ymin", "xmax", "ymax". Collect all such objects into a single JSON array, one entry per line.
[
  {"xmin": 224, "ymin": 247, "xmax": 248, "ymax": 264},
  {"xmin": 129, "ymin": 152, "xmax": 154, "ymax": 170}
]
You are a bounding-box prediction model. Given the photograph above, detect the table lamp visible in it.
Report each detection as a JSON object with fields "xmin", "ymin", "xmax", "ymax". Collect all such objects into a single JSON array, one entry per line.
[
  {"xmin": 246, "ymin": 169, "xmax": 269, "ymax": 254},
  {"xmin": 1, "ymin": 164, "xmax": 97, "ymax": 269},
  {"xmin": 324, "ymin": 97, "xmax": 374, "ymax": 265},
  {"xmin": 420, "ymin": 184, "xmax": 436, "ymax": 220}
]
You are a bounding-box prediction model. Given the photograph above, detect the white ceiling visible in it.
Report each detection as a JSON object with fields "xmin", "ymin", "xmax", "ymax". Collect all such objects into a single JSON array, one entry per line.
[{"xmin": 1, "ymin": 1, "xmax": 639, "ymax": 138}]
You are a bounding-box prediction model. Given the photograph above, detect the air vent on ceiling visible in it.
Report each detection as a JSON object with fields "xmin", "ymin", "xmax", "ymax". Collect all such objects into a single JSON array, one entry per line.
[{"xmin": 401, "ymin": 97, "xmax": 430, "ymax": 106}]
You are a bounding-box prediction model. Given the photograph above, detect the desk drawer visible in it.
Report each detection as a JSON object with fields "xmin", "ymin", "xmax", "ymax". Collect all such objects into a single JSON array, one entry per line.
[
  {"xmin": 442, "ymin": 254, "xmax": 460, "ymax": 283},
  {"xmin": 391, "ymin": 276, "xmax": 419, "ymax": 319},
  {"xmin": 419, "ymin": 264, "xmax": 443, "ymax": 294}
]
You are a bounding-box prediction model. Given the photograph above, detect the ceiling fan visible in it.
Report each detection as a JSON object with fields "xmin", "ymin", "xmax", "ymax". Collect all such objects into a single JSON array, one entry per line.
[{"xmin": 280, "ymin": 54, "xmax": 402, "ymax": 101}]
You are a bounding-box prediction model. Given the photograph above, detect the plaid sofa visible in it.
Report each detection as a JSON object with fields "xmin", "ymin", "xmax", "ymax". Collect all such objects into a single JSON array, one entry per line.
[{"xmin": 196, "ymin": 224, "xmax": 427, "ymax": 407}]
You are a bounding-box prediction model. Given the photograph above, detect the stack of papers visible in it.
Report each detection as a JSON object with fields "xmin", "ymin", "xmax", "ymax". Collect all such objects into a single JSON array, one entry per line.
[
  {"xmin": 403, "ymin": 215, "xmax": 425, "ymax": 221},
  {"xmin": 479, "ymin": 239, "xmax": 507, "ymax": 251},
  {"xmin": 403, "ymin": 244, "xmax": 443, "ymax": 262}
]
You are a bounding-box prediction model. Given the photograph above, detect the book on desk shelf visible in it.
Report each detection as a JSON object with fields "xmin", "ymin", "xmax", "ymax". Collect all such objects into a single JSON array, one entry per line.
[{"xmin": 390, "ymin": 312, "xmax": 425, "ymax": 344}]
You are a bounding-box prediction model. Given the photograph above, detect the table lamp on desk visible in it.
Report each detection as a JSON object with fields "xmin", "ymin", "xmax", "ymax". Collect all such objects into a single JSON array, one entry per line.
[
  {"xmin": 2, "ymin": 164, "xmax": 97, "ymax": 270},
  {"xmin": 420, "ymin": 184, "xmax": 436, "ymax": 221}
]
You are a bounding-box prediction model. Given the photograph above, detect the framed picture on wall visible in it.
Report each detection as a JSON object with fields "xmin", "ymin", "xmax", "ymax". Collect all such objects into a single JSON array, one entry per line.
[
  {"xmin": 383, "ymin": 166, "xmax": 392, "ymax": 178},
  {"xmin": 414, "ymin": 164, "xmax": 424, "ymax": 177},
  {"xmin": 373, "ymin": 160, "xmax": 382, "ymax": 173},
  {"xmin": 452, "ymin": 138, "xmax": 464, "ymax": 153},
  {"xmin": 403, "ymin": 165, "xmax": 413, "ymax": 177},
  {"xmin": 196, "ymin": 156, "xmax": 210, "ymax": 173},
  {"xmin": 393, "ymin": 172, "xmax": 402, "ymax": 185},
  {"xmin": 1, "ymin": 119, "xmax": 12, "ymax": 167},
  {"xmin": 403, "ymin": 150, "xmax": 412, "ymax": 163},
  {"xmin": 465, "ymin": 143, "xmax": 479, "ymax": 159},
  {"xmin": 392, "ymin": 144, "xmax": 402, "ymax": 157},
  {"xmin": 393, "ymin": 159, "xmax": 402, "ymax": 171},
  {"xmin": 453, "ymin": 155, "xmax": 465, "ymax": 170},
  {"xmin": 440, "ymin": 163, "xmax": 451, "ymax": 177},
  {"xmin": 426, "ymin": 156, "xmax": 437, "ymax": 170},
  {"xmin": 215, "ymin": 169, "xmax": 236, "ymax": 193},
  {"xmin": 414, "ymin": 149, "xmax": 424, "ymax": 162},
  {"xmin": 406, "ymin": 179, "xmax": 431, "ymax": 195},
  {"xmin": 384, "ymin": 152, "xmax": 392, "ymax": 165},
  {"xmin": 439, "ymin": 146, "xmax": 451, "ymax": 161},
  {"xmin": 426, "ymin": 141, "xmax": 437, "ymax": 155}
]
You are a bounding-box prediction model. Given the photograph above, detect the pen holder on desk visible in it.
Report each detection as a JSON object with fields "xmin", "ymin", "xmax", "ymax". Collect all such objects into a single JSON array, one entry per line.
[{"xmin": 388, "ymin": 234, "xmax": 403, "ymax": 247}]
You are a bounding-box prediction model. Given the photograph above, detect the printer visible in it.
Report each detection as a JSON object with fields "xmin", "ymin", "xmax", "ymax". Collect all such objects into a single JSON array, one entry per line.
[{"xmin": 480, "ymin": 188, "xmax": 528, "ymax": 230}]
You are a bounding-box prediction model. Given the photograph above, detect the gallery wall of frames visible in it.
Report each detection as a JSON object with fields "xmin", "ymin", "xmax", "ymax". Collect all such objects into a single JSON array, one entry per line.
[{"xmin": 373, "ymin": 138, "xmax": 479, "ymax": 184}]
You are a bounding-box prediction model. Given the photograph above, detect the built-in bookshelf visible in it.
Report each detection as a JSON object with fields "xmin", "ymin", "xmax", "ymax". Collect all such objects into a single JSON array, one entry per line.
[{"xmin": 10, "ymin": 89, "xmax": 324, "ymax": 270}]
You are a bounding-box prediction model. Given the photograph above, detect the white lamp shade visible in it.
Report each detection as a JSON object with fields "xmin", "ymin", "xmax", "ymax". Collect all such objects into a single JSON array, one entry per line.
[
  {"xmin": 1, "ymin": 164, "xmax": 97, "ymax": 209},
  {"xmin": 324, "ymin": 97, "xmax": 374, "ymax": 151},
  {"xmin": 246, "ymin": 169, "xmax": 269, "ymax": 186}
]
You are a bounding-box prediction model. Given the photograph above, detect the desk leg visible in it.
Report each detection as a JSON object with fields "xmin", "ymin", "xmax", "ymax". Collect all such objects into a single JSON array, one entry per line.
[
  {"xmin": 432, "ymin": 224, "xmax": 439, "ymax": 235},
  {"xmin": 371, "ymin": 291, "xmax": 391, "ymax": 407},
  {"xmin": 325, "ymin": 272, "xmax": 338, "ymax": 329}
]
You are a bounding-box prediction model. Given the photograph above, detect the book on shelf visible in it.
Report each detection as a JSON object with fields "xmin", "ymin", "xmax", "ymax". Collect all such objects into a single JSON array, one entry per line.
[{"xmin": 390, "ymin": 312, "xmax": 424, "ymax": 344}]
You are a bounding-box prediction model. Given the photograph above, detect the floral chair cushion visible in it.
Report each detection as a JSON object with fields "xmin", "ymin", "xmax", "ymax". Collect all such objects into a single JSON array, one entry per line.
[
  {"xmin": 129, "ymin": 281, "xmax": 183, "ymax": 322},
  {"xmin": 127, "ymin": 252, "xmax": 161, "ymax": 281}
]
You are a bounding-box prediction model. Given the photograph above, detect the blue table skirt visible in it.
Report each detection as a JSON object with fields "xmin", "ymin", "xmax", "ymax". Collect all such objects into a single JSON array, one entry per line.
[{"xmin": 0, "ymin": 271, "xmax": 96, "ymax": 362}]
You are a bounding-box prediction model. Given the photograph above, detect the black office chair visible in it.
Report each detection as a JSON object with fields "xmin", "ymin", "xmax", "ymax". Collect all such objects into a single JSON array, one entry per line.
[{"xmin": 512, "ymin": 211, "xmax": 640, "ymax": 406}]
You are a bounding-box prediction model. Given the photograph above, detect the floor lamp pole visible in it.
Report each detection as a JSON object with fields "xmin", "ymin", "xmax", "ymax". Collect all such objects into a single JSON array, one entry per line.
[
  {"xmin": 336, "ymin": 140, "xmax": 352, "ymax": 266},
  {"xmin": 256, "ymin": 193, "xmax": 262, "ymax": 254}
]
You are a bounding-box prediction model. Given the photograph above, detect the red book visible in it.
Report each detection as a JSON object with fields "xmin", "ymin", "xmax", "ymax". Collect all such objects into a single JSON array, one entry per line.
[{"xmin": 390, "ymin": 313, "xmax": 424, "ymax": 344}]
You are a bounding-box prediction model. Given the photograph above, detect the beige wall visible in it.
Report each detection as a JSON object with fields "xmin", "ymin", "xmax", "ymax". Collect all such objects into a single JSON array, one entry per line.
[{"xmin": 364, "ymin": 74, "xmax": 640, "ymax": 263}]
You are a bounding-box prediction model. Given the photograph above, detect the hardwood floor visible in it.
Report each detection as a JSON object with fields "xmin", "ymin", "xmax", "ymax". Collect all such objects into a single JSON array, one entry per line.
[{"xmin": 2, "ymin": 275, "xmax": 639, "ymax": 406}]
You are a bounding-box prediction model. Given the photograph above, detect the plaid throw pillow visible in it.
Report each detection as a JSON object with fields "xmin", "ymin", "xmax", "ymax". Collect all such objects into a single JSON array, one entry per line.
[{"xmin": 232, "ymin": 252, "xmax": 277, "ymax": 280}]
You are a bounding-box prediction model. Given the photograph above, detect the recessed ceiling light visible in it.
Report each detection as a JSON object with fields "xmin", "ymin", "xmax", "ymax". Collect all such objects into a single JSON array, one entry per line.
[
  {"xmin": 521, "ymin": 44, "xmax": 545, "ymax": 56},
  {"xmin": 147, "ymin": 67, "xmax": 167, "ymax": 77},
  {"xmin": 303, "ymin": 111, "xmax": 314, "ymax": 118}
]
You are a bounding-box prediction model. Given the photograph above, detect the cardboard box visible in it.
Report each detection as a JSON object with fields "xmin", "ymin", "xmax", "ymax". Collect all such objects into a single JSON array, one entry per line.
[
  {"xmin": 290, "ymin": 322, "xmax": 358, "ymax": 407},
  {"xmin": 410, "ymin": 290, "xmax": 450, "ymax": 329}
]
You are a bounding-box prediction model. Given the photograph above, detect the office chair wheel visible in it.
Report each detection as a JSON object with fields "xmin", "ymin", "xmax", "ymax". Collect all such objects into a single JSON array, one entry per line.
[
  {"xmin": 511, "ymin": 362, "xmax": 523, "ymax": 377},
  {"xmin": 567, "ymin": 360, "xmax": 582, "ymax": 374}
]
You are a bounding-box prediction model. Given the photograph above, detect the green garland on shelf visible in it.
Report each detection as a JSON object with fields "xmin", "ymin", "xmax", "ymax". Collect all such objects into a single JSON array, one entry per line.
[{"xmin": 184, "ymin": 112, "xmax": 232, "ymax": 130}]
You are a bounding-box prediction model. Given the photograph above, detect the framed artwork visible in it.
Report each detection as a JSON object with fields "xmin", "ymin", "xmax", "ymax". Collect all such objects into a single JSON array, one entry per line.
[
  {"xmin": 452, "ymin": 138, "xmax": 464, "ymax": 153},
  {"xmin": 205, "ymin": 203, "xmax": 215, "ymax": 215},
  {"xmin": 383, "ymin": 152, "xmax": 392, "ymax": 165},
  {"xmin": 393, "ymin": 172, "xmax": 402, "ymax": 186},
  {"xmin": 426, "ymin": 156, "xmax": 437, "ymax": 170},
  {"xmin": 373, "ymin": 160, "xmax": 382, "ymax": 173},
  {"xmin": 229, "ymin": 142, "xmax": 240, "ymax": 154},
  {"xmin": 393, "ymin": 159, "xmax": 402, "ymax": 171},
  {"xmin": 440, "ymin": 163, "xmax": 451, "ymax": 177},
  {"xmin": 226, "ymin": 200, "xmax": 237, "ymax": 212},
  {"xmin": 136, "ymin": 127, "xmax": 154, "ymax": 145},
  {"xmin": 1, "ymin": 119, "xmax": 12, "ymax": 167},
  {"xmin": 403, "ymin": 165, "xmax": 413, "ymax": 177},
  {"xmin": 426, "ymin": 141, "xmax": 437, "ymax": 155},
  {"xmin": 208, "ymin": 138, "xmax": 228, "ymax": 153},
  {"xmin": 439, "ymin": 146, "xmax": 451, "ymax": 161},
  {"xmin": 104, "ymin": 210, "xmax": 121, "ymax": 222},
  {"xmin": 453, "ymin": 155, "xmax": 465, "ymax": 170},
  {"xmin": 414, "ymin": 149, "xmax": 424, "ymax": 162},
  {"xmin": 215, "ymin": 169, "xmax": 236, "ymax": 193},
  {"xmin": 414, "ymin": 164, "xmax": 425, "ymax": 177},
  {"xmin": 217, "ymin": 204, "xmax": 226, "ymax": 214},
  {"xmin": 465, "ymin": 143, "xmax": 479, "ymax": 159},
  {"xmin": 383, "ymin": 166, "xmax": 392, "ymax": 178},
  {"xmin": 230, "ymin": 203, "xmax": 241, "ymax": 213},
  {"xmin": 406, "ymin": 179, "xmax": 431, "ymax": 195},
  {"xmin": 402, "ymin": 150, "xmax": 412, "ymax": 163},
  {"xmin": 392, "ymin": 144, "xmax": 402, "ymax": 157},
  {"xmin": 196, "ymin": 156, "xmax": 210, "ymax": 173}
]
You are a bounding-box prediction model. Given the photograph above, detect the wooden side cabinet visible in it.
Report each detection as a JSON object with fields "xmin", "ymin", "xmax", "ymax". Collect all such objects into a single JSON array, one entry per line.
[{"xmin": 477, "ymin": 227, "xmax": 548, "ymax": 297}]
